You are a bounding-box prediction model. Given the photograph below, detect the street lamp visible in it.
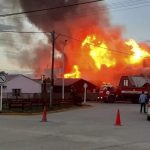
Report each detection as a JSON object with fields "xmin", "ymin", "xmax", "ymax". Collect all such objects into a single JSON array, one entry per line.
[{"xmin": 62, "ymin": 40, "xmax": 67, "ymax": 100}]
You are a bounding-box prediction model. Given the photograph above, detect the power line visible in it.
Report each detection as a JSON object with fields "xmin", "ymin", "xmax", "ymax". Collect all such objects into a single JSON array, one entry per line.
[
  {"xmin": 109, "ymin": 0, "xmax": 149, "ymax": 7},
  {"xmin": 59, "ymin": 32, "xmax": 150, "ymax": 59},
  {"xmin": 0, "ymin": 31, "xmax": 48, "ymax": 34},
  {"xmin": 0, "ymin": 0, "xmax": 149, "ymax": 20},
  {"xmin": 0, "ymin": 0, "xmax": 149, "ymax": 26},
  {"xmin": 110, "ymin": 1, "xmax": 150, "ymax": 12},
  {"xmin": 58, "ymin": 33, "xmax": 146, "ymax": 57},
  {"xmin": 0, "ymin": 30, "xmax": 150, "ymax": 58},
  {"xmin": 0, "ymin": 0, "xmax": 103, "ymax": 17}
]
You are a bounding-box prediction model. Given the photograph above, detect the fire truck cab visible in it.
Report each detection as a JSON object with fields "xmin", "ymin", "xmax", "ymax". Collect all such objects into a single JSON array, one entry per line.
[{"xmin": 98, "ymin": 83, "xmax": 116, "ymax": 103}]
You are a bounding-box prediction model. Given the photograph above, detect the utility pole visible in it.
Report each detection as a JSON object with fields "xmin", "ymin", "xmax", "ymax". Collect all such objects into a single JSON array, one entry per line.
[
  {"xmin": 50, "ymin": 31, "xmax": 55, "ymax": 107},
  {"xmin": 62, "ymin": 40, "xmax": 67, "ymax": 100}
]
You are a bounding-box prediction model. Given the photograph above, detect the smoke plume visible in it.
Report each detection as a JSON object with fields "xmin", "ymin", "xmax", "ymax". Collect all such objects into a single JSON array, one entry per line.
[
  {"xmin": 18, "ymin": 0, "xmax": 150, "ymax": 85},
  {"xmin": 19, "ymin": 0, "xmax": 109, "ymax": 49},
  {"xmin": 19, "ymin": 0, "xmax": 111, "ymax": 79}
]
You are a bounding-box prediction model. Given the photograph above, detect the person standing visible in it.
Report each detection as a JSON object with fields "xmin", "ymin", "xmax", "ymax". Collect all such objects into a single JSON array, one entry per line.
[{"xmin": 139, "ymin": 91, "xmax": 147, "ymax": 113}]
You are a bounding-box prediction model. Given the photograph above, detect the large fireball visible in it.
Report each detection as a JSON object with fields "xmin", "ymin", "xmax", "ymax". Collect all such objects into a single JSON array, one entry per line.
[{"xmin": 64, "ymin": 34, "xmax": 150, "ymax": 86}]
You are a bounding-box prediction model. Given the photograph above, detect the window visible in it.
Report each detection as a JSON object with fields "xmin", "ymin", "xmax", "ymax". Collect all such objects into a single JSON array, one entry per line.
[
  {"xmin": 12, "ymin": 89, "xmax": 21, "ymax": 96},
  {"xmin": 123, "ymin": 80, "xmax": 129, "ymax": 87}
]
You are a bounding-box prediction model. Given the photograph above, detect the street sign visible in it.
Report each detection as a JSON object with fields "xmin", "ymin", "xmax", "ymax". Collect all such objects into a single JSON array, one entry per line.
[
  {"xmin": 83, "ymin": 83, "xmax": 88, "ymax": 88},
  {"xmin": 0, "ymin": 74, "xmax": 6, "ymax": 84},
  {"xmin": 0, "ymin": 72, "xmax": 6, "ymax": 112}
]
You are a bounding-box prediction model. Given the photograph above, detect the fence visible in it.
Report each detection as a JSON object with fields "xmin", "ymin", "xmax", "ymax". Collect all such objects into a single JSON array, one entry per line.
[{"xmin": 2, "ymin": 92, "xmax": 99, "ymax": 110}]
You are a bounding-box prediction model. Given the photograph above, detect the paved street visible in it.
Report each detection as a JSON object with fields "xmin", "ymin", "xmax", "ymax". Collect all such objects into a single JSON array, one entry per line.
[{"xmin": 0, "ymin": 102, "xmax": 150, "ymax": 150}]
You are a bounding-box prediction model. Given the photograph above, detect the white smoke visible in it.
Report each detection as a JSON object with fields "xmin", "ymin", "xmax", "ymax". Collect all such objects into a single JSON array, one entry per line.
[{"xmin": 0, "ymin": 0, "xmax": 49, "ymax": 75}]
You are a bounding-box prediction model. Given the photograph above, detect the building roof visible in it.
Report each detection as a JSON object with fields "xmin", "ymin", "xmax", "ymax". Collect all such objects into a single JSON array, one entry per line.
[
  {"xmin": 129, "ymin": 76, "xmax": 150, "ymax": 87},
  {"xmin": 32, "ymin": 78, "xmax": 97, "ymax": 88},
  {"xmin": 6, "ymin": 74, "xmax": 41, "ymax": 84},
  {"xmin": 6, "ymin": 74, "xmax": 18, "ymax": 82},
  {"xmin": 33, "ymin": 79, "xmax": 42, "ymax": 83},
  {"xmin": 54, "ymin": 78, "xmax": 81, "ymax": 86}
]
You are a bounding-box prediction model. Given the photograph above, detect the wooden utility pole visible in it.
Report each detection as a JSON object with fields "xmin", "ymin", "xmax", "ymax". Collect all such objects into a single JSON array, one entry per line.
[
  {"xmin": 50, "ymin": 31, "xmax": 55, "ymax": 107},
  {"xmin": 51, "ymin": 31, "xmax": 55, "ymax": 89},
  {"xmin": 62, "ymin": 40, "xmax": 67, "ymax": 100}
]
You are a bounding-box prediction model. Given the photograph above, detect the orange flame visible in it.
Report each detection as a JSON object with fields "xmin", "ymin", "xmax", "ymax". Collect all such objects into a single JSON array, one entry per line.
[
  {"xmin": 64, "ymin": 65, "xmax": 81, "ymax": 78},
  {"xmin": 63, "ymin": 34, "xmax": 150, "ymax": 84},
  {"xmin": 82, "ymin": 35, "xmax": 116, "ymax": 69},
  {"xmin": 126, "ymin": 39, "xmax": 150, "ymax": 64}
]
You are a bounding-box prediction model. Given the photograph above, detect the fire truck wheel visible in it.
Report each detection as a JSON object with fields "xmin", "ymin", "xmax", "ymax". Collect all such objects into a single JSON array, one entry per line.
[
  {"xmin": 108, "ymin": 95, "xmax": 115, "ymax": 103},
  {"xmin": 116, "ymin": 95, "xmax": 123, "ymax": 101},
  {"xmin": 147, "ymin": 116, "xmax": 150, "ymax": 121},
  {"xmin": 103, "ymin": 97, "xmax": 107, "ymax": 103}
]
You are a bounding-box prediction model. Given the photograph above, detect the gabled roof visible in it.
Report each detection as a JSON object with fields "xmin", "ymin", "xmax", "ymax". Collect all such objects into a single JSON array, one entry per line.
[
  {"xmin": 6, "ymin": 74, "xmax": 19, "ymax": 82},
  {"xmin": 30, "ymin": 78, "xmax": 81, "ymax": 85},
  {"xmin": 33, "ymin": 79, "xmax": 42, "ymax": 84},
  {"xmin": 32, "ymin": 78, "xmax": 97, "ymax": 87},
  {"xmin": 129, "ymin": 76, "xmax": 150, "ymax": 87},
  {"xmin": 6, "ymin": 74, "xmax": 41, "ymax": 84},
  {"xmin": 54, "ymin": 78, "xmax": 97, "ymax": 88},
  {"xmin": 54, "ymin": 78, "xmax": 81, "ymax": 86}
]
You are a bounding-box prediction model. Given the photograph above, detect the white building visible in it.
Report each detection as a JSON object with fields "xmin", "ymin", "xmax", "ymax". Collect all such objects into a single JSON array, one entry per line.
[{"xmin": 2, "ymin": 74, "xmax": 41, "ymax": 99}]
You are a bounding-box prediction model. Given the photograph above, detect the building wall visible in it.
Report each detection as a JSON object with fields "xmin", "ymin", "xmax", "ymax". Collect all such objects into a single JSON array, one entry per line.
[{"xmin": 3, "ymin": 75, "xmax": 41, "ymax": 94}]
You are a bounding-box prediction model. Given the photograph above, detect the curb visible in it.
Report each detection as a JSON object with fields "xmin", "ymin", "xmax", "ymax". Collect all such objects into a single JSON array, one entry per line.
[{"xmin": 0, "ymin": 104, "xmax": 92, "ymax": 116}]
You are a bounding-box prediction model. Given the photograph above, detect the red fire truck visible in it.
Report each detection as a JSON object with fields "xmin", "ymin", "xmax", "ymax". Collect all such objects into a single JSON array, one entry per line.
[
  {"xmin": 98, "ymin": 84, "xmax": 149, "ymax": 103},
  {"xmin": 98, "ymin": 83, "xmax": 117, "ymax": 103},
  {"xmin": 98, "ymin": 76, "xmax": 150, "ymax": 103},
  {"xmin": 117, "ymin": 75, "xmax": 150, "ymax": 103},
  {"xmin": 116, "ymin": 86, "xmax": 149, "ymax": 103}
]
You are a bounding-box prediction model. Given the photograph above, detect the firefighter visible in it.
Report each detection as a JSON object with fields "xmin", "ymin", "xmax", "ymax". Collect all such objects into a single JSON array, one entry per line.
[{"xmin": 139, "ymin": 91, "xmax": 147, "ymax": 113}]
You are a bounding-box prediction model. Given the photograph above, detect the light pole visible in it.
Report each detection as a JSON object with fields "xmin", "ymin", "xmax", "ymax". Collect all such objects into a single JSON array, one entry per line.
[{"xmin": 62, "ymin": 40, "xmax": 67, "ymax": 100}]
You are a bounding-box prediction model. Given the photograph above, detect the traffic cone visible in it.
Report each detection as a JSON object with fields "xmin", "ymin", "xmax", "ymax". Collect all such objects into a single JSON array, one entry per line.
[
  {"xmin": 115, "ymin": 109, "xmax": 122, "ymax": 126},
  {"xmin": 41, "ymin": 106, "xmax": 47, "ymax": 122}
]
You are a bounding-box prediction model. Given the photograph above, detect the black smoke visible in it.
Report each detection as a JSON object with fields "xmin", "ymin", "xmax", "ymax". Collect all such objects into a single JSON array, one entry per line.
[
  {"xmin": 19, "ymin": 0, "xmax": 109, "ymax": 38},
  {"xmin": 20, "ymin": 0, "xmax": 80, "ymax": 30},
  {"xmin": 19, "ymin": 0, "xmax": 111, "ymax": 79}
]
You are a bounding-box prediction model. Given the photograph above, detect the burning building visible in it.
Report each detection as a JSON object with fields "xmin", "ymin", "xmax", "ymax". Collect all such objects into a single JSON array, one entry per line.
[{"xmin": 17, "ymin": 0, "xmax": 150, "ymax": 86}]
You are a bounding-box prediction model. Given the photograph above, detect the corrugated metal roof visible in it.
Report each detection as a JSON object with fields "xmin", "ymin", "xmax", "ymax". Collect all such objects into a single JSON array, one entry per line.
[{"xmin": 130, "ymin": 76, "xmax": 150, "ymax": 87}]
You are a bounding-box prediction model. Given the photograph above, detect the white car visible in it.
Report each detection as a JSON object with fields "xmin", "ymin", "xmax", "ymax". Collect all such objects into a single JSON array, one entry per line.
[{"xmin": 147, "ymin": 100, "xmax": 150, "ymax": 121}]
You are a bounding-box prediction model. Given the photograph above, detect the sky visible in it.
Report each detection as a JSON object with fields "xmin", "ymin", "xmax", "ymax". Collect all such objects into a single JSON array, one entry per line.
[
  {"xmin": 0, "ymin": 0, "xmax": 150, "ymax": 77},
  {"xmin": 105, "ymin": 0, "xmax": 150, "ymax": 42}
]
